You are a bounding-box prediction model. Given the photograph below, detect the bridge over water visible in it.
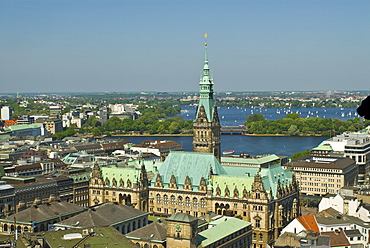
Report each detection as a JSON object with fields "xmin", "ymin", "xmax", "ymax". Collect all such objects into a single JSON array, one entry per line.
[{"xmin": 220, "ymin": 126, "xmax": 248, "ymax": 135}]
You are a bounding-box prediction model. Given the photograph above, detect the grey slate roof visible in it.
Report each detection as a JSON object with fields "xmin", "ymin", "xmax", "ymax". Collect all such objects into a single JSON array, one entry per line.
[
  {"xmin": 344, "ymin": 229, "xmax": 362, "ymax": 237},
  {"xmin": 125, "ymin": 222, "xmax": 166, "ymax": 242},
  {"xmin": 167, "ymin": 212, "xmax": 198, "ymax": 223},
  {"xmin": 58, "ymin": 202, "xmax": 147, "ymax": 228},
  {"xmin": 5, "ymin": 201, "xmax": 84, "ymax": 223}
]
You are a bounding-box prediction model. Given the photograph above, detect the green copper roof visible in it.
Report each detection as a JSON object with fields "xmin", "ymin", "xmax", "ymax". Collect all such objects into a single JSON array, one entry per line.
[
  {"xmin": 212, "ymin": 163, "xmax": 293, "ymax": 199},
  {"xmin": 156, "ymin": 151, "xmax": 226, "ymax": 189},
  {"xmin": 4, "ymin": 124, "xmax": 41, "ymax": 131},
  {"xmin": 212, "ymin": 175, "xmax": 254, "ymax": 195},
  {"xmin": 198, "ymin": 217, "xmax": 251, "ymax": 247},
  {"xmin": 312, "ymin": 144, "xmax": 333, "ymax": 151},
  {"xmin": 260, "ymin": 164, "xmax": 293, "ymax": 197},
  {"xmin": 195, "ymin": 44, "xmax": 216, "ymax": 122},
  {"xmin": 101, "ymin": 166, "xmax": 140, "ymax": 187}
]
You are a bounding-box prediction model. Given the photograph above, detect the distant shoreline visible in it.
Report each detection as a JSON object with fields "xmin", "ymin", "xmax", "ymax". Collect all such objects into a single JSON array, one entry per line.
[
  {"xmin": 108, "ymin": 133, "xmax": 325, "ymax": 137},
  {"xmin": 111, "ymin": 134, "xmax": 193, "ymax": 137},
  {"xmin": 243, "ymin": 133, "xmax": 325, "ymax": 137}
]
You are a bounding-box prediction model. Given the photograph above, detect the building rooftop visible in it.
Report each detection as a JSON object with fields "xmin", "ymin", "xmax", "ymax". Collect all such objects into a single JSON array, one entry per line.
[
  {"xmin": 198, "ymin": 217, "xmax": 251, "ymax": 247},
  {"xmin": 291, "ymin": 155, "xmax": 355, "ymax": 170},
  {"xmin": 297, "ymin": 215, "xmax": 320, "ymax": 233},
  {"xmin": 321, "ymin": 231, "xmax": 350, "ymax": 246},
  {"xmin": 57, "ymin": 202, "xmax": 147, "ymax": 228},
  {"xmin": 20, "ymin": 226, "xmax": 137, "ymax": 248},
  {"xmin": 221, "ymin": 154, "xmax": 281, "ymax": 167},
  {"xmin": 156, "ymin": 151, "xmax": 227, "ymax": 188},
  {"xmin": 125, "ymin": 222, "xmax": 166, "ymax": 243},
  {"xmin": 4, "ymin": 201, "xmax": 84, "ymax": 223},
  {"xmin": 167, "ymin": 212, "xmax": 198, "ymax": 223}
]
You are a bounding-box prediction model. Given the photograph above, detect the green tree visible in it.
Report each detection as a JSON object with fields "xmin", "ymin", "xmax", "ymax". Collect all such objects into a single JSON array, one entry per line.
[
  {"xmin": 83, "ymin": 116, "xmax": 99, "ymax": 128},
  {"xmin": 288, "ymin": 125, "xmax": 300, "ymax": 136},
  {"xmin": 157, "ymin": 124, "xmax": 166, "ymax": 133},
  {"xmin": 290, "ymin": 149, "xmax": 310, "ymax": 160},
  {"xmin": 103, "ymin": 116, "xmax": 122, "ymax": 131},
  {"xmin": 91, "ymin": 126, "xmax": 104, "ymax": 136},
  {"xmin": 286, "ymin": 113, "xmax": 300, "ymax": 119},
  {"xmin": 168, "ymin": 122, "xmax": 180, "ymax": 134},
  {"xmin": 246, "ymin": 114, "xmax": 265, "ymax": 123}
]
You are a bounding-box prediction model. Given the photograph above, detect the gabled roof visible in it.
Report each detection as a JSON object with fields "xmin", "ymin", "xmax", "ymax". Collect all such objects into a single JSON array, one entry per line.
[
  {"xmin": 316, "ymin": 207, "xmax": 342, "ymax": 217},
  {"xmin": 297, "ymin": 215, "xmax": 320, "ymax": 233},
  {"xmin": 321, "ymin": 231, "xmax": 350, "ymax": 246},
  {"xmin": 167, "ymin": 212, "xmax": 198, "ymax": 223},
  {"xmin": 58, "ymin": 202, "xmax": 147, "ymax": 228},
  {"xmin": 125, "ymin": 222, "xmax": 166, "ymax": 242},
  {"xmin": 157, "ymin": 152, "xmax": 226, "ymax": 188},
  {"xmin": 5, "ymin": 201, "xmax": 84, "ymax": 223}
]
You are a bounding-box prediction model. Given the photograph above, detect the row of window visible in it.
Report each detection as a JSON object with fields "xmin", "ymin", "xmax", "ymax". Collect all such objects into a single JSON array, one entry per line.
[{"xmin": 156, "ymin": 195, "xmax": 206, "ymax": 208}]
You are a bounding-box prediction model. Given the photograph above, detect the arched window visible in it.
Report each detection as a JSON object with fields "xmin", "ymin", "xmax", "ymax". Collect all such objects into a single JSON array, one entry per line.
[
  {"xmin": 259, "ymin": 233, "xmax": 263, "ymax": 241},
  {"xmin": 193, "ymin": 198, "xmax": 198, "ymax": 208},
  {"xmin": 156, "ymin": 194, "xmax": 161, "ymax": 204},
  {"xmin": 178, "ymin": 196, "xmax": 183, "ymax": 206},
  {"xmin": 253, "ymin": 232, "xmax": 256, "ymax": 240},
  {"xmin": 185, "ymin": 197, "xmax": 190, "ymax": 207},
  {"xmin": 163, "ymin": 195, "xmax": 168, "ymax": 204},
  {"xmin": 171, "ymin": 195, "xmax": 176, "ymax": 205}
]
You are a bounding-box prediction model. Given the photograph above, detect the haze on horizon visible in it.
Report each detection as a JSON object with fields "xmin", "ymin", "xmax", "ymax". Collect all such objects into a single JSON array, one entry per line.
[{"xmin": 1, "ymin": 0, "xmax": 369, "ymax": 94}]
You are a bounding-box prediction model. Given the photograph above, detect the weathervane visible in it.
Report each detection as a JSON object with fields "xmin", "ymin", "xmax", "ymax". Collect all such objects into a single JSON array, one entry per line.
[{"xmin": 204, "ymin": 33, "xmax": 208, "ymax": 46}]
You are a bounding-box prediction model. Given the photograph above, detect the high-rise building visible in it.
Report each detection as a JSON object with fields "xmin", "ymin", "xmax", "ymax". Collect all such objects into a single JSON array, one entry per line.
[
  {"xmin": 312, "ymin": 130, "xmax": 370, "ymax": 184},
  {"xmin": 1, "ymin": 106, "xmax": 12, "ymax": 120},
  {"xmin": 192, "ymin": 38, "xmax": 221, "ymax": 161},
  {"xmin": 49, "ymin": 105, "xmax": 62, "ymax": 119}
]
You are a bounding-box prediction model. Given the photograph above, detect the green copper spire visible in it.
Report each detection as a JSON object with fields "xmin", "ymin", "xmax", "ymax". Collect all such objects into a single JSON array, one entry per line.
[{"xmin": 195, "ymin": 34, "xmax": 215, "ymax": 122}]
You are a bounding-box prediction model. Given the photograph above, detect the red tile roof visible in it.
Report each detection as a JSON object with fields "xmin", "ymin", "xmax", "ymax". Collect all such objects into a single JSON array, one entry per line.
[{"xmin": 297, "ymin": 215, "xmax": 320, "ymax": 233}]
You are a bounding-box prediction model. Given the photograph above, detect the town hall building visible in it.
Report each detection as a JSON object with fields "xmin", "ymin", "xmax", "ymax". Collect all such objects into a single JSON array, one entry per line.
[{"xmin": 89, "ymin": 39, "xmax": 300, "ymax": 246}]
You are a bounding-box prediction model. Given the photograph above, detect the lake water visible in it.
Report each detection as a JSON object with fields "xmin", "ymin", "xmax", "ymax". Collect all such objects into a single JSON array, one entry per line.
[
  {"xmin": 180, "ymin": 106, "xmax": 358, "ymax": 126},
  {"xmin": 119, "ymin": 135, "xmax": 327, "ymax": 158},
  {"xmin": 113, "ymin": 107, "xmax": 359, "ymax": 158}
]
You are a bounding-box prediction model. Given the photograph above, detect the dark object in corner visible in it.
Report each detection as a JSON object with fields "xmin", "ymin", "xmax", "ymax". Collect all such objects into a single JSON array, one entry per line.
[{"xmin": 357, "ymin": 96, "xmax": 370, "ymax": 120}]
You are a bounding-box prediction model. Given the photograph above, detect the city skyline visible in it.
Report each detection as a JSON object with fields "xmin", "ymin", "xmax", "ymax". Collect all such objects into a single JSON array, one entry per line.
[{"xmin": 1, "ymin": 0, "xmax": 369, "ymax": 93}]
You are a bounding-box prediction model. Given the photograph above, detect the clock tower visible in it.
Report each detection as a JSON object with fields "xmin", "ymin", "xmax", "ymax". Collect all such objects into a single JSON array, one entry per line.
[{"xmin": 193, "ymin": 34, "xmax": 221, "ymax": 161}]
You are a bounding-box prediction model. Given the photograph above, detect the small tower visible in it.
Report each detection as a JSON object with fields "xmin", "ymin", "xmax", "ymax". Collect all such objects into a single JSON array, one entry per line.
[
  {"xmin": 89, "ymin": 163, "xmax": 104, "ymax": 206},
  {"xmin": 166, "ymin": 212, "xmax": 199, "ymax": 248},
  {"xmin": 193, "ymin": 34, "xmax": 221, "ymax": 161}
]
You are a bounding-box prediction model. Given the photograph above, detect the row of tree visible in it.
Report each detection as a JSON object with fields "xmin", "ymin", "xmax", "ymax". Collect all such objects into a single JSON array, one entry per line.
[
  {"xmin": 245, "ymin": 113, "xmax": 370, "ymax": 136},
  {"xmin": 53, "ymin": 104, "xmax": 190, "ymax": 139}
]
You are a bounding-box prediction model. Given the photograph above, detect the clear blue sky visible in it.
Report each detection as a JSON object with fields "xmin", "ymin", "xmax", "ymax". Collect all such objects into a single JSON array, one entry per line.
[{"xmin": 1, "ymin": 0, "xmax": 369, "ymax": 93}]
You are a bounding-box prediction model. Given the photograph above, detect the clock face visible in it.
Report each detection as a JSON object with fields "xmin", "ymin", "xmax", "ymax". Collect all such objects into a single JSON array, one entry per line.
[{"xmin": 175, "ymin": 224, "xmax": 182, "ymax": 232}]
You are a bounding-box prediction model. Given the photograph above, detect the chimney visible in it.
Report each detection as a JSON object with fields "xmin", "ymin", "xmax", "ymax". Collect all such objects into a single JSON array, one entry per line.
[{"xmin": 205, "ymin": 212, "xmax": 212, "ymax": 222}]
